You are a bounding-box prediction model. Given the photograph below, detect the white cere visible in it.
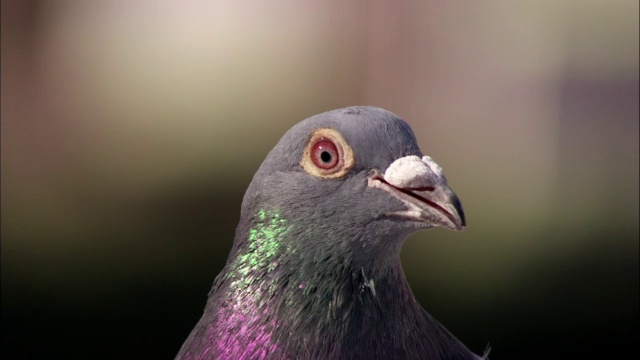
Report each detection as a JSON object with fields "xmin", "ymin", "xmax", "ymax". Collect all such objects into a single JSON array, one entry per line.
[{"xmin": 383, "ymin": 155, "xmax": 447, "ymax": 188}]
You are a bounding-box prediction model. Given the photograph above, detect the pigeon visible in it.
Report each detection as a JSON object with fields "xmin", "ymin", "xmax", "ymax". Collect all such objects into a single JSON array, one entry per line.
[{"xmin": 176, "ymin": 106, "xmax": 485, "ymax": 360}]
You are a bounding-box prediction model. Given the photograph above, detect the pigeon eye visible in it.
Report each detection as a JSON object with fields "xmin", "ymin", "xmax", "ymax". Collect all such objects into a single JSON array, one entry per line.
[
  {"xmin": 311, "ymin": 139, "xmax": 339, "ymax": 169},
  {"xmin": 301, "ymin": 128, "xmax": 355, "ymax": 178}
]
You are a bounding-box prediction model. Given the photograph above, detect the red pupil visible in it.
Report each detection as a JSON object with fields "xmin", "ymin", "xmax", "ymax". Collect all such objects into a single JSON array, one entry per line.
[{"xmin": 312, "ymin": 140, "xmax": 339, "ymax": 169}]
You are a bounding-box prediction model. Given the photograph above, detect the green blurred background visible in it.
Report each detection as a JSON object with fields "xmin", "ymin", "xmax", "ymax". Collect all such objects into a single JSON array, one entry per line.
[{"xmin": 2, "ymin": 1, "xmax": 638, "ymax": 358}]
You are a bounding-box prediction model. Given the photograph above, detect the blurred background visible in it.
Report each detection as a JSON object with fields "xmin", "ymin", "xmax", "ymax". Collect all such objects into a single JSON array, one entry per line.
[{"xmin": 2, "ymin": 0, "xmax": 638, "ymax": 358}]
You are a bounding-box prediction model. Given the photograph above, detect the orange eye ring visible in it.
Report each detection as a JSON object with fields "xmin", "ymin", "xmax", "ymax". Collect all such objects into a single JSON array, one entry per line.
[{"xmin": 300, "ymin": 128, "xmax": 355, "ymax": 178}]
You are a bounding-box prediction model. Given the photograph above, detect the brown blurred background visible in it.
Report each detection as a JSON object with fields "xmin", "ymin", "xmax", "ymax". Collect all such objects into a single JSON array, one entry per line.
[{"xmin": 2, "ymin": 1, "xmax": 638, "ymax": 358}]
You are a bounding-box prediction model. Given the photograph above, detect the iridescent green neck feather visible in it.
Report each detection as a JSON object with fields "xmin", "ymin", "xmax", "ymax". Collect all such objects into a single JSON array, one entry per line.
[{"xmin": 232, "ymin": 209, "xmax": 288, "ymax": 280}]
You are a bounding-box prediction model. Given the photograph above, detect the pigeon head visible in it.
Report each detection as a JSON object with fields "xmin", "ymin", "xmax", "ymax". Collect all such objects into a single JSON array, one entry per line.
[
  {"xmin": 238, "ymin": 106, "xmax": 465, "ymax": 267},
  {"xmin": 177, "ymin": 106, "xmax": 481, "ymax": 360}
]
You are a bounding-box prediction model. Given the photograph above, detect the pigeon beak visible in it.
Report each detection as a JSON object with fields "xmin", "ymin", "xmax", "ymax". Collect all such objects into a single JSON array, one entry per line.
[{"xmin": 368, "ymin": 155, "xmax": 466, "ymax": 231}]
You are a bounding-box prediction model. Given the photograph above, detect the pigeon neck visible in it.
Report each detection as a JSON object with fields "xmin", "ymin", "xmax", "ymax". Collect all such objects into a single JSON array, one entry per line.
[{"xmin": 198, "ymin": 209, "xmax": 473, "ymax": 359}]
